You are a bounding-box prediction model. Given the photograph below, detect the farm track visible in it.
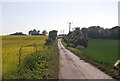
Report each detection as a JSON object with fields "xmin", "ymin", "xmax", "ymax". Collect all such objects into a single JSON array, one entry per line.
[{"xmin": 58, "ymin": 39, "xmax": 114, "ymax": 79}]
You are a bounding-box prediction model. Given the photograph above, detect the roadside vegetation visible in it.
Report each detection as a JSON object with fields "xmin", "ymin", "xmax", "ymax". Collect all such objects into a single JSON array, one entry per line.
[
  {"xmin": 0, "ymin": 36, "xmax": 2, "ymax": 80},
  {"xmin": 2, "ymin": 35, "xmax": 59, "ymax": 79},
  {"xmin": 63, "ymin": 26, "xmax": 119, "ymax": 79}
]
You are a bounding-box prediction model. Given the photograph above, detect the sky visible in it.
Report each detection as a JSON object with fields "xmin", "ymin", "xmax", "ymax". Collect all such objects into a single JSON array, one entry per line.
[
  {"xmin": 118, "ymin": 1, "xmax": 120, "ymax": 26},
  {"xmin": 0, "ymin": 0, "xmax": 120, "ymax": 35}
]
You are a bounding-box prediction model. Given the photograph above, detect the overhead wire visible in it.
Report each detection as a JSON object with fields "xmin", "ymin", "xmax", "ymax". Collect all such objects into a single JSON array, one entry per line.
[
  {"xmin": 80, "ymin": 0, "xmax": 118, "ymax": 27},
  {"xmin": 67, "ymin": 0, "xmax": 87, "ymax": 22},
  {"xmin": 72, "ymin": 0, "xmax": 88, "ymax": 22},
  {"xmin": 66, "ymin": 0, "xmax": 118, "ymax": 30},
  {"xmin": 72, "ymin": 0, "xmax": 99, "ymax": 27},
  {"xmin": 73, "ymin": 0, "xmax": 91, "ymax": 23},
  {"xmin": 77, "ymin": 0, "xmax": 97, "ymax": 27},
  {"xmin": 72, "ymin": 0, "xmax": 96, "ymax": 29},
  {"xmin": 82, "ymin": 0, "xmax": 106, "ymax": 27},
  {"xmin": 67, "ymin": 0, "xmax": 88, "ymax": 30}
]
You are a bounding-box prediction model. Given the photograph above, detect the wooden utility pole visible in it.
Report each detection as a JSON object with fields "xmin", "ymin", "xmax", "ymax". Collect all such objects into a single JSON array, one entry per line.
[
  {"xmin": 63, "ymin": 30, "xmax": 64, "ymax": 35},
  {"xmin": 68, "ymin": 22, "xmax": 73, "ymax": 33},
  {"xmin": 67, "ymin": 22, "xmax": 73, "ymax": 47}
]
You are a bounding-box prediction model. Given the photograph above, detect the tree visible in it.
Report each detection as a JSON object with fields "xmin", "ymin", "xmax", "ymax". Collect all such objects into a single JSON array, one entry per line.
[
  {"xmin": 42, "ymin": 30, "xmax": 47, "ymax": 35},
  {"xmin": 38, "ymin": 30, "xmax": 40, "ymax": 33},
  {"xmin": 81, "ymin": 26, "xmax": 120, "ymax": 39},
  {"xmin": 110, "ymin": 26, "xmax": 120, "ymax": 39},
  {"xmin": 28, "ymin": 30, "xmax": 32, "ymax": 35},
  {"xmin": 28, "ymin": 29, "xmax": 40, "ymax": 35},
  {"xmin": 64, "ymin": 27, "xmax": 89, "ymax": 48},
  {"xmin": 49, "ymin": 30, "xmax": 58, "ymax": 41},
  {"xmin": 45, "ymin": 30, "xmax": 58, "ymax": 45}
]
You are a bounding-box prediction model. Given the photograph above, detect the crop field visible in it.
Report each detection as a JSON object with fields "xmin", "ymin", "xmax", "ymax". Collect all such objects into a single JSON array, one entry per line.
[
  {"xmin": 2, "ymin": 36, "xmax": 59, "ymax": 79},
  {"xmin": 86, "ymin": 39, "xmax": 118, "ymax": 66}
]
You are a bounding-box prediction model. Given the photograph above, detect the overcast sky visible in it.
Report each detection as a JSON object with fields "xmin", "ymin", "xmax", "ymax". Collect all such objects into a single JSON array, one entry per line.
[{"xmin": 1, "ymin": 0, "xmax": 119, "ymax": 35}]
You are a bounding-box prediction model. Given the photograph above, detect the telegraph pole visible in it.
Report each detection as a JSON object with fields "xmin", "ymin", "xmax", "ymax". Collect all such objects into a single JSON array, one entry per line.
[
  {"xmin": 67, "ymin": 22, "xmax": 73, "ymax": 47},
  {"xmin": 63, "ymin": 30, "xmax": 64, "ymax": 35},
  {"xmin": 68, "ymin": 22, "xmax": 73, "ymax": 33}
]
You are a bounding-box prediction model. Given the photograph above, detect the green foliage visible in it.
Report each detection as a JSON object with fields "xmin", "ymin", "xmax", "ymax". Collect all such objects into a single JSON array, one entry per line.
[
  {"xmin": 21, "ymin": 41, "xmax": 59, "ymax": 79},
  {"xmin": 81, "ymin": 26, "xmax": 120, "ymax": 39},
  {"xmin": 45, "ymin": 30, "xmax": 58, "ymax": 45},
  {"xmin": 28, "ymin": 29, "xmax": 40, "ymax": 35},
  {"xmin": 49, "ymin": 30, "xmax": 58, "ymax": 41},
  {"xmin": 45, "ymin": 38, "xmax": 53, "ymax": 45},
  {"xmin": 64, "ymin": 27, "xmax": 88, "ymax": 48},
  {"xmin": 76, "ymin": 45, "xmax": 85, "ymax": 50}
]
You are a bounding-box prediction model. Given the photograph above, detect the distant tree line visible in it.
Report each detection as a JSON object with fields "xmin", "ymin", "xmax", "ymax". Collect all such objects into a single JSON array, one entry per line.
[
  {"xmin": 28, "ymin": 29, "xmax": 47, "ymax": 35},
  {"xmin": 81, "ymin": 26, "xmax": 120, "ymax": 39},
  {"xmin": 10, "ymin": 29, "xmax": 48, "ymax": 35},
  {"xmin": 10, "ymin": 32, "xmax": 26, "ymax": 35}
]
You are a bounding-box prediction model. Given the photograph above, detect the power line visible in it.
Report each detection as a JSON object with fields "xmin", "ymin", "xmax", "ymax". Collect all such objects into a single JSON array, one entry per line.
[
  {"xmin": 73, "ymin": 0, "xmax": 96, "ymax": 26},
  {"xmin": 66, "ymin": 0, "xmax": 118, "ymax": 32},
  {"xmin": 74, "ymin": 0, "xmax": 106, "ymax": 27},
  {"xmin": 82, "ymin": 0, "xmax": 107, "ymax": 26},
  {"xmin": 83, "ymin": 0, "xmax": 118, "ymax": 27},
  {"xmin": 73, "ymin": 0, "xmax": 88, "ymax": 22}
]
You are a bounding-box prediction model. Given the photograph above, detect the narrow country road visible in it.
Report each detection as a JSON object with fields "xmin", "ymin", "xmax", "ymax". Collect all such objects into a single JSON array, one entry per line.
[{"xmin": 58, "ymin": 39, "xmax": 113, "ymax": 79}]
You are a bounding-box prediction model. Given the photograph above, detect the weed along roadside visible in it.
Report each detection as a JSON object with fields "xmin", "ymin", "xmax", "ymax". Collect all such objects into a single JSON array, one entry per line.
[{"xmin": 2, "ymin": 35, "xmax": 59, "ymax": 79}]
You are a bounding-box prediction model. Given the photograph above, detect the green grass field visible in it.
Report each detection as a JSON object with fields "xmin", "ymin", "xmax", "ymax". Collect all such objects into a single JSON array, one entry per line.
[
  {"xmin": 2, "ymin": 36, "xmax": 59, "ymax": 79},
  {"xmin": 86, "ymin": 39, "xmax": 118, "ymax": 66},
  {"xmin": 62, "ymin": 39, "xmax": 119, "ymax": 79}
]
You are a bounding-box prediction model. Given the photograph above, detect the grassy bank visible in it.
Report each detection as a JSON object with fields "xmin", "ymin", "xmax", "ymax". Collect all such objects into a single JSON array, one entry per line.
[
  {"xmin": 86, "ymin": 39, "xmax": 118, "ymax": 66},
  {"xmin": 2, "ymin": 36, "xmax": 59, "ymax": 79},
  {"xmin": 62, "ymin": 39, "xmax": 118, "ymax": 79}
]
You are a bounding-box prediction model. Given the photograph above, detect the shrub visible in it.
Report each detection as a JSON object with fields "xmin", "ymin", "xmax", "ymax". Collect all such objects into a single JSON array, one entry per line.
[
  {"xmin": 45, "ymin": 38, "xmax": 53, "ymax": 45},
  {"xmin": 76, "ymin": 45, "xmax": 85, "ymax": 50}
]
